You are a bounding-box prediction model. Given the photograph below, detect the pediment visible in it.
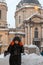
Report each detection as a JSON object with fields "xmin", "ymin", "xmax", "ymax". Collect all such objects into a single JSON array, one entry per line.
[
  {"xmin": 25, "ymin": 13, "xmax": 43, "ymax": 24},
  {"xmin": 32, "ymin": 16, "xmax": 41, "ymax": 23}
]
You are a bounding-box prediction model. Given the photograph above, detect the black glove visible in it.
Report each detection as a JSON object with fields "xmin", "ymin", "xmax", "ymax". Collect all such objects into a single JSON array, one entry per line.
[
  {"xmin": 4, "ymin": 51, "xmax": 9, "ymax": 57},
  {"xmin": 23, "ymin": 53, "xmax": 25, "ymax": 55}
]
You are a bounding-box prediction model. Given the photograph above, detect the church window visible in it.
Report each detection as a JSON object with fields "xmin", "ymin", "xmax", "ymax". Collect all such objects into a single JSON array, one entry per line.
[
  {"xmin": 34, "ymin": 28, "xmax": 38, "ymax": 38},
  {"xmin": 0, "ymin": 10, "xmax": 1, "ymax": 19}
]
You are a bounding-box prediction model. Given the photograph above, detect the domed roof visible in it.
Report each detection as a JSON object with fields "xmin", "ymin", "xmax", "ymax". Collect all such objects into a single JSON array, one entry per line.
[{"xmin": 17, "ymin": 0, "xmax": 41, "ymax": 8}]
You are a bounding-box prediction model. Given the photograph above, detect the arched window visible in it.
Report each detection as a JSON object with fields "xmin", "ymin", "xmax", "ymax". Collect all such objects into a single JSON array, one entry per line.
[{"xmin": 34, "ymin": 28, "xmax": 38, "ymax": 38}]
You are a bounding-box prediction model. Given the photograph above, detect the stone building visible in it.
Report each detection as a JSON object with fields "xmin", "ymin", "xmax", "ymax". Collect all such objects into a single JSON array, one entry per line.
[
  {"xmin": 0, "ymin": 0, "xmax": 25, "ymax": 54},
  {"xmin": 15, "ymin": 0, "xmax": 43, "ymax": 51},
  {"xmin": 0, "ymin": 0, "xmax": 43, "ymax": 53},
  {"xmin": 0, "ymin": 0, "xmax": 16, "ymax": 53}
]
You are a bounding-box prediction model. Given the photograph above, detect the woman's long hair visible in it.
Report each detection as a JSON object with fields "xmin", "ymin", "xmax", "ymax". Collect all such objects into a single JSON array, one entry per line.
[{"xmin": 10, "ymin": 36, "xmax": 23, "ymax": 46}]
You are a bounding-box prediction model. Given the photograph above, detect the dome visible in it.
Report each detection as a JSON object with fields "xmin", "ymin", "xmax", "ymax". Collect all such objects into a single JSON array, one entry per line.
[{"xmin": 17, "ymin": 0, "xmax": 41, "ymax": 8}]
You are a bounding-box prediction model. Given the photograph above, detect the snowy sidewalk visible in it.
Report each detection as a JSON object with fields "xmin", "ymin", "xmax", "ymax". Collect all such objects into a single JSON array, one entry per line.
[
  {"xmin": 0, "ymin": 54, "xmax": 9, "ymax": 65},
  {"xmin": 22, "ymin": 53, "xmax": 43, "ymax": 65},
  {"xmin": 0, "ymin": 53, "xmax": 43, "ymax": 65}
]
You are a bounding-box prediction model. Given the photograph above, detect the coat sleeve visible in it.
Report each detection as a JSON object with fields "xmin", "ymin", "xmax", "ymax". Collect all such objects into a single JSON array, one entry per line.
[
  {"xmin": 5, "ymin": 41, "xmax": 14, "ymax": 53},
  {"xmin": 20, "ymin": 45, "xmax": 24, "ymax": 53},
  {"xmin": 7, "ymin": 44, "xmax": 12, "ymax": 53},
  {"xmin": 4, "ymin": 44, "xmax": 12, "ymax": 56}
]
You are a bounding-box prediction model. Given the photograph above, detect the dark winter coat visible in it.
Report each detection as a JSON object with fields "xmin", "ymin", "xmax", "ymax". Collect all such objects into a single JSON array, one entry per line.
[{"xmin": 4, "ymin": 43, "xmax": 24, "ymax": 65}]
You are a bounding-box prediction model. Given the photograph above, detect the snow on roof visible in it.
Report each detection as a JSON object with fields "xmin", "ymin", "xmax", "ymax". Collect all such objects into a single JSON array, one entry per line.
[
  {"xmin": 9, "ymin": 31, "xmax": 25, "ymax": 35},
  {"xmin": 26, "ymin": 12, "xmax": 38, "ymax": 21},
  {"xmin": 25, "ymin": 5, "xmax": 40, "ymax": 8},
  {"xmin": 0, "ymin": 44, "xmax": 8, "ymax": 46},
  {"xmin": 16, "ymin": 4, "xmax": 41, "ymax": 12},
  {"xmin": 9, "ymin": 32, "xmax": 15, "ymax": 34},
  {"xmin": 0, "ymin": 28, "xmax": 9, "ymax": 31}
]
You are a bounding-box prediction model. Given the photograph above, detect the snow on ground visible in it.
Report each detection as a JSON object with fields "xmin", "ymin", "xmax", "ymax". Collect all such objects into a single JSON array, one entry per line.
[
  {"xmin": 0, "ymin": 54, "xmax": 4, "ymax": 58},
  {"xmin": 0, "ymin": 53, "xmax": 43, "ymax": 65},
  {"xmin": 0, "ymin": 54, "xmax": 9, "ymax": 65},
  {"xmin": 22, "ymin": 53, "xmax": 43, "ymax": 65}
]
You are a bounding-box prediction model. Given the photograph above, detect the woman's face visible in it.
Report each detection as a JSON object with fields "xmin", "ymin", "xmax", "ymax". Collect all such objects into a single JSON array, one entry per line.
[{"xmin": 15, "ymin": 40, "xmax": 19, "ymax": 44}]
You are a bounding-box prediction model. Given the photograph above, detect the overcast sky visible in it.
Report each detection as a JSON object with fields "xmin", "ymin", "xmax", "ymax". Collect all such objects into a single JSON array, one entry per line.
[{"xmin": 6, "ymin": 0, "xmax": 43, "ymax": 28}]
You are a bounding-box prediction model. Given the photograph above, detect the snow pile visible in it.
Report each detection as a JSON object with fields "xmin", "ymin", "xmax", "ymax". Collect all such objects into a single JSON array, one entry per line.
[
  {"xmin": 28, "ymin": 44, "xmax": 37, "ymax": 48},
  {"xmin": 24, "ymin": 44, "xmax": 40, "ymax": 55},
  {"xmin": 28, "ymin": 44, "xmax": 40, "ymax": 55},
  {"xmin": 0, "ymin": 54, "xmax": 4, "ymax": 58},
  {"xmin": 24, "ymin": 44, "xmax": 28, "ymax": 47}
]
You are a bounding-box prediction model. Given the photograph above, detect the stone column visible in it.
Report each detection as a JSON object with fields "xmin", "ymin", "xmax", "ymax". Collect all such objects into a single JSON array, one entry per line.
[
  {"xmin": 28, "ymin": 24, "xmax": 31, "ymax": 45},
  {"xmin": 21, "ymin": 36, "xmax": 25, "ymax": 45},
  {"xmin": 41, "ymin": 25, "xmax": 43, "ymax": 46},
  {"xmin": 30, "ymin": 24, "xmax": 33, "ymax": 45},
  {"xmin": 25, "ymin": 24, "xmax": 28, "ymax": 45},
  {"xmin": 31, "ymin": 27, "xmax": 33, "ymax": 44},
  {"xmin": 41, "ymin": 24, "xmax": 43, "ymax": 51}
]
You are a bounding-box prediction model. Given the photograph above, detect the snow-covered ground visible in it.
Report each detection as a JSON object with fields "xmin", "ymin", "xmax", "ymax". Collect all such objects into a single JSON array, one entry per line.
[
  {"xmin": 22, "ymin": 53, "xmax": 43, "ymax": 65},
  {"xmin": 0, "ymin": 54, "xmax": 9, "ymax": 65},
  {"xmin": 0, "ymin": 53, "xmax": 43, "ymax": 65}
]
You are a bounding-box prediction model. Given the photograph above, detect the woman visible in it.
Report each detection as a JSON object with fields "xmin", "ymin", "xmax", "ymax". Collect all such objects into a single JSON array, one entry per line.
[{"xmin": 4, "ymin": 36, "xmax": 24, "ymax": 65}]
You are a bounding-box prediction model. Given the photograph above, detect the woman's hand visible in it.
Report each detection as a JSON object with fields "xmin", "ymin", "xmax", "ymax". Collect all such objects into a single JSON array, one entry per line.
[{"xmin": 4, "ymin": 51, "xmax": 9, "ymax": 57}]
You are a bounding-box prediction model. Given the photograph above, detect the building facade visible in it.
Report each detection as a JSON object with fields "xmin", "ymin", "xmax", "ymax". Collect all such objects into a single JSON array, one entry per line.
[
  {"xmin": 0, "ymin": 0, "xmax": 43, "ymax": 53},
  {"xmin": 0, "ymin": 0, "xmax": 16, "ymax": 53},
  {"xmin": 0, "ymin": 0, "xmax": 25, "ymax": 53},
  {"xmin": 15, "ymin": 0, "xmax": 43, "ymax": 51}
]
